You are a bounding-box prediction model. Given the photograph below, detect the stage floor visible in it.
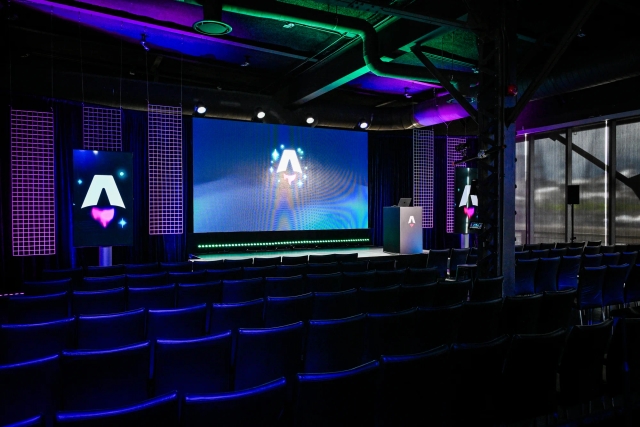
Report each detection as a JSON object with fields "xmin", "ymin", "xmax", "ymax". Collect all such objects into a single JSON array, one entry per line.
[{"xmin": 193, "ymin": 246, "xmax": 428, "ymax": 262}]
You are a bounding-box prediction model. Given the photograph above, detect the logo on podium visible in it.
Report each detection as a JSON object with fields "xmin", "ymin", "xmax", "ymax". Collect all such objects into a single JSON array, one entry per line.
[{"xmin": 408, "ymin": 216, "xmax": 416, "ymax": 227}]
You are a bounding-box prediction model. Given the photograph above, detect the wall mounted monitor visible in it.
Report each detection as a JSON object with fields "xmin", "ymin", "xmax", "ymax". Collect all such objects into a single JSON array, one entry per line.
[{"xmin": 454, "ymin": 167, "xmax": 479, "ymax": 234}]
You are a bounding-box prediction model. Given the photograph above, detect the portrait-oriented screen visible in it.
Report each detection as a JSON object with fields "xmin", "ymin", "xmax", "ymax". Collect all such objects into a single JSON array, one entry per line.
[
  {"xmin": 73, "ymin": 150, "xmax": 134, "ymax": 247},
  {"xmin": 454, "ymin": 167, "xmax": 479, "ymax": 234},
  {"xmin": 193, "ymin": 118, "xmax": 368, "ymax": 232}
]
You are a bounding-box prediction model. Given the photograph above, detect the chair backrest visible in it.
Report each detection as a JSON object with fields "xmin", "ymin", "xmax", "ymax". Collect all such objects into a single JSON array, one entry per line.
[
  {"xmin": 426, "ymin": 249, "xmax": 449, "ymax": 278},
  {"xmin": 147, "ymin": 304, "xmax": 208, "ymax": 341},
  {"xmin": 264, "ymin": 293, "xmax": 313, "ymax": 328},
  {"xmin": 403, "ymin": 267, "xmax": 439, "ymax": 285},
  {"xmin": 209, "ymin": 299, "xmax": 264, "ymax": 337},
  {"xmin": 380, "ymin": 346, "xmax": 451, "ymax": 427},
  {"xmin": 154, "ymin": 333, "xmax": 232, "ymax": 396},
  {"xmin": 540, "ymin": 243, "xmax": 556, "ymax": 250},
  {"xmin": 534, "ymin": 257, "xmax": 561, "ymax": 293},
  {"xmin": 555, "ymin": 242, "xmax": 570, "ymax": 249},
  {"xmin": 514, "ymin": 250, "xmax": 530, "ymax": 261},
  {"xmin": 365, "ymin": 308, "xmax": 417, "ymax": 360},
  {"xmin": 398, "ymin": 282, "xmax": 437, "ymax": 309},
  {"xmin": 304, "ymin": 314, "xmax": 366, "ymax": 373},
  {"xmin": 374, "ymin": 269, "xmax": 406, "ymax": 288},
  {"xmin": 620, "ymin": 251, "xmax": 639, "ymax": 268},
  {"xmin": 41, "ymin": 267, "xmax": 84, "ymax": 290},
  {"xmin": 566, "ymin": 246, "xmax": 583, "ymax": 256},
  {"xmin": 306, "ymin": 272, "xmax": 342, "ymax": 293},
  {"xmin": 358, "ymin": 285, "xmax": 400, "ymax": 314},
  {"xmin": 177, "ymin": 281, "xmax": 223, "ymax": 308},
  {"xmin": 85, "ymin": 265, "xmax": 126, "ymax": 277},
  {"xmin": 7, "ymin": 292, "xmax": 69, "ymax": 324},
  {"xmin": 530, "ymin": 249, "xmax": 550, "ymax": 259},
  {"xmin": 577, "ymin": 265, "xmax": 607, "ymax": 310},
  {"xmin": 539, "ymin": 288, "xmax": 577, "ymax": 333},
  {"xmin": 222, "ymin": 278, "xmax": 264, "ymax": 303},
  {"xmin": 583, "ymin": 245, "xmax": 601, "ymax": 255},
  {"xmin": 223, "ymin": 258, "xmax": 253, "ymax": 269},
  {"xmin": 205, "ymin": 267, "xmax": 243, "ymax": 282},
  {"xmin": 502, "ymin": 294, "xmax": 543, "ymax": 335},
  {"xmin": 599, "ymin": 245, "xmax": 616, "ymax": 254},
  {"xmin": 457, "ymin": 298, "xmax": 503, "ymax": 343},
  {"xmin": 514, "ymin": 258, "xmax": 538, "ymax": 295},
  {"xmin": 0, "ymin": 317, "xmax": 75, "ymax": 364},
  {"xmin": 0, "ymin": 354, "xmax": 59, "ymax": 426},
  {"xmin": 557, "ymin": 255, "xmax": 581, "ymax": 291},
  {"xmin": 294, "ymin": 360, "xmax": 379, "ymax": 427},
  {"xmin": 449, "ymin": 248, "xmax": 470, "ymax": 277},
  {"xmin": 308, "ymin": 254, "xmax": 337, "ymax": 264},
  {"xmin": 470, "ymin": 276, "xmax": 503, "ymax": 302},
  {"xmin": 602, "ymin": 263, "xmax": 630, "ymax": 307},
  {"xmin": 72, "ymin": 287, "xmax": 126, "ymax": 315},
  {"xmin": 127, "ymin": 284, "xmax": 176, "ymax": 311},
  {"xmin": 168, "ymin": 271, "xmax": 207, "ymax": 285},
  {"xmin": 306, "ymin": 262, "xmax": 340, "ymax": 275},
  {"xmin": 272, "ymin": 264, "xmax": 308, "ymax": 278},
  {"xmin": 335, "ymin": 253, "xmax": 359, "ymax": 262},
  {"xmin": 22, "ymin": 278, "xmax": 72, "ymax": 296},
  {"xmin": 602, "ymin": 252, "xmax": 621, "ymax": 267},
  {"xmin": 77, "ymin": 308, "xmax": 146, "ymax": 350},
  {"xmin": 81, "ymin": 275, "xmax": 126, "ymax": 292},
  {"xmin": 341, "ymin": 270, "xmax": 375, "ymax": 290},
  {"xmin": 606, "ymin": 317, "xmax": 640, "ymax": 394},
  {"xmin": 181, "ymin": 377, "xmax": 286, "ymax": 427},
  {"xmin": 523, "ymin": 243, "xmax": 540, "ymax": 251},
  {"xmin": 570, "ymin": 241, "xmax": 586, "ymax": 249},
  {"xmin": 625, "ymin": 264, "xmax": 640, "ymax": 305},
  {"xmin": 191, "ymin": 260, "xmax": 225, "ymax": 271},
  {"xmin": 123, "ymin": 262, "xmax": 160, "ymax": 275},
  {"xmin": 61, "ymin": 341, "xmax": 150, "ymax": 411},
  {"xmin": 414, "ymin": 302, "xmax": 463, "ymax": 351},
  {"xmin": 515, "ymin": 244, "xmax": 524, "ymax": 252},
  {"xmin": 281, "ymin": 255, "xmax": 308, "ymax": 266},
  {"xmin": 252, "ymin": 257, "xmax": 281, "ymax": 267},
  {"xmin": 550, "ymin": 247, "xmax": 568, "ymax": 257},
  {"xmin": 126, "ymin": 272, "xmax": 168, "ymax": 288},
  {"xmin": 234, "ymin": 321, "xmax": 305, "ymax": 390},
  {"xmin": 339, "ymin": 261, "xmax": 368, "ymax": 273},
  {"xmin": 586, "ymin": 240, "xmax": 602, "ymax": 247},
  {"xmin": 242, "ymin": 265, "xmax": 277, "ymax": 280},
  {"xmin": 55, "ymin": 391, "xmax": 179, "ymax": 427},
  {"xmin": 265, "ymin": 275, "xmax": 306, "ymax": 297},
  {"xmin": 311, "ymin": 289, "xmax": 359, "ymax": 320},
  {"xmin": 368, "ymin": 259, "xmax": 395, "ymax": 271},
  {"xmin": 159, "ymin": 261, "xmax": 192, "ymax": 273},
  {"xmin": 433, "ymin": 279, "xmax": 471, "ymax": 306}
]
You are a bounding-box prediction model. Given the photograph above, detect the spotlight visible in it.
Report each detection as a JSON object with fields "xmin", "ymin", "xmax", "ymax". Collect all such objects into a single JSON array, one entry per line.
[
  {"xmin": 140, "ymin": 34, "xmax": 149, "ymax": 51},
  {"xmin": 305, "ymin": 115, "xmax": 315, "ymax": 125},
  {"xmin": 194, "ymin": 101, "xmax": 206, "ymax": 115},
  {"xmin": 255, "ymin": 108, "xmax": 266, "ymax": 119},
  {"xmin": 404, "ymin": 88, "xmax": 412, "ymax": 99},
  {"xmin": 193, "ymin": 0, "xmax": 232, "ymax": 35},
  {"xmin": 358, "ymin": 119, "xmax": 370, "ymax": 130}
]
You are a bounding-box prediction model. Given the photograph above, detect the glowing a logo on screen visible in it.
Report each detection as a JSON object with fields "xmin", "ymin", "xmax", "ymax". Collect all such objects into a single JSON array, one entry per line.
[
  {"xmin": 271, "ymin": 148, "xmax": 307, "ymax": 187},
  {"xmin": 408, "ymin": 216, "xmax": 416, "ymax": 227},
  {"xmin": 81, "ymin": 175, "xmax": 125, "ymax": 228},
  {"xmin": 458, "ymin": 184, "xmax": 478, "ymax": 219}
]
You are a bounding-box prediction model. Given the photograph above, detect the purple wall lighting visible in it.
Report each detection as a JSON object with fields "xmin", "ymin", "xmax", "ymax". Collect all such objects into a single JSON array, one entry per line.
[
  {"xmin": 83, "ymin": 106, "xmax": 122, "ymax": 151},
  {"xmin": 148, "ymin": 104, "xmax": 183, "ymax": 235},
  {"xmin": 11, "ymin": 110, "xmax": 56, "ymax": 256},
  {"xmin": 447, "ymin": 137, "xmax": 467, "ymax": 233},
  {"xmin": 413, "ymin": 129, "xmax": 434, "ymax": 228}
]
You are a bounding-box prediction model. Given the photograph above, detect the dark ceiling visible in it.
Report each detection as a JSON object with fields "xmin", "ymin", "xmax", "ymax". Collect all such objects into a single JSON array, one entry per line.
[{"xmin": 2, "ymin": 0, "xmax": 640, "ymax": 133}]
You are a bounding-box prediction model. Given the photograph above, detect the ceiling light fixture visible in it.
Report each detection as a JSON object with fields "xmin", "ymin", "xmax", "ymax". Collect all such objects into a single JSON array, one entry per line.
[
  {"xmin": 241, "ymin": 56, "xmax": 250, "ymax": 67},
  {"xmin": 306, "ymin": 115, "xmax": 315, "ymax": 125},
  {"xmin": 358, "ymin": 119, "xmax": 370, "ymax": 130},
  {"xmin": 404, "ymin": 88, "xmax": 412, "ymax": 99},
  {"xmin": 140, "ymin": 33, "xmax": 149, "ymax": 51},
  {"xmin": 255, "ymin": 108, "xmax": 266, "ymax": 119},
  {"xmin": 193, "ymin": 0, "xmax": 232, "ymax": 36},
  {"xmin": 194, "ymin": 101, "xmax": 207, "ymax": 115}
]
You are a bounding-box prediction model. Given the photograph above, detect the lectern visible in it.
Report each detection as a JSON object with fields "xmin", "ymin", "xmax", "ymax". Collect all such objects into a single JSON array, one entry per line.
[{"xmin": 383, "ymin": 206, "xmax": 423, "ymax": 254}]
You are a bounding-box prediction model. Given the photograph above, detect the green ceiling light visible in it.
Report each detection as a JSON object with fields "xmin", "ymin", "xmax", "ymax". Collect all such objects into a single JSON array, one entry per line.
[{"xmin": 193, "ymin": 0, "xmax": 232, "ymax": 36}]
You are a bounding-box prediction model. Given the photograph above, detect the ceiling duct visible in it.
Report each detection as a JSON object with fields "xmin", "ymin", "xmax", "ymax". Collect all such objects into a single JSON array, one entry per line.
[{"xmin": 193, "ymin": 0, "xmax": 232, "ymax": 35}]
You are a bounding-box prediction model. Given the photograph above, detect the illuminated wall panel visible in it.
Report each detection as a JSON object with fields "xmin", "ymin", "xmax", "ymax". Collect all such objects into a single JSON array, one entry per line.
[
  {"xmin": 148, "ymin": 104, "xmax": 183, "ymax": 235},
  {"xmin": 413, "ymin": 129, "xmax": 434, "ymax": 228},
  {"xmin": 11, "ymin": 109, "xmax": 56, "ymax": 256},
  {"xmin": 83, "ymin": 106, "xmax": 122, "ymax": 151},
  {"xmin": 446, "ymin": 137, "xmax": 466, "ymax": 233}
]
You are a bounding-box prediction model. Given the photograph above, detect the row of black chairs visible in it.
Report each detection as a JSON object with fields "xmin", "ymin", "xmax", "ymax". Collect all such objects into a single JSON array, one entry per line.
[
  {"xmin": 7, "ymin": 315, "xmax": 640, "ymax": 426},
  {"xmin": 516, "ymin": 241, "xmax": 640, "ymax": 252}
]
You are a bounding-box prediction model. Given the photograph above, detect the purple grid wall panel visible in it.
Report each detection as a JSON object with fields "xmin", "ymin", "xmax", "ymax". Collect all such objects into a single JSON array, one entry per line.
[
  {"xmin": 446, "ymin": 137, "xmax": 466, "ymax": 233},
  {"xmin": 148, "ymin": 104, "xmax": 183, "ymax": 235},
  {"xmin": 11, "ymin": 109, "xmax": 56, "ymax": 256},
  {"xmin": 83, "ymin": 106, "xmax": 122, "ymax": 151},
  {"xmin": 413, "ymin": 129, "xmax": 434, "ymax": 228}
]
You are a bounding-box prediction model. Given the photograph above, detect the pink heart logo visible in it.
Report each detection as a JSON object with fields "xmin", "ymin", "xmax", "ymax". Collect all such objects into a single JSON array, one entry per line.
[
  {"xmin": 410, "ymin": 223, "xmax": 414, "ymax": 227},
  {"xmin": 91, "ymin": 207, "xmax": 115, "ymax": 228},
  {"xmin": 463, "ymin": 206, "xmax": 475, "ymax": 219}
]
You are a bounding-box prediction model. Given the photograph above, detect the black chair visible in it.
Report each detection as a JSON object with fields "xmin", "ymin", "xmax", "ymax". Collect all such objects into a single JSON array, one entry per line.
[
  {"xmin": 335, "ymin": 253, "xmax": 358, "ymax": 263},
  {"xmin": 449, "ymin": 248, "xmax": 470, "ymax": 278},
  {"xmin": 264, "ymin": 293, "xmax": 313, "ymax": 328},
  {"xmin": 128, "ymin": 285, "xmax": 176, "ymax": 310},
  {"xmin": 500, "ymin": 329, "xmax": 566, "ymax": 422},
  {"xmin": 540, "ymin": 242, "xmax": 556, "ymax": 250},
  {"xmin": 294, "ymin": 360, "xmax": 379, "ymax": 427},
  {"xmin": 606, "ymin": 318, "xmax": 640, "ymax": 394},
  {"xmin": 602, "ymin": 264, "xmax": 629, "ymax": 316},
  {"xmin": 177, "ymin": 281, "xmax": 223, "ymax": 308},
  {"xmin": 470, "ymin": 276, "xmax": 503, "ymax": 302},
  {"xmin": 502, "ymin": 294, "xmax": 543, "ymax": 335},
  {"xmin": 433, "ymin": 279, "xmax": 471, "ymax": 306},
  {"xmin": 181, "ymin": 378, "xmax": 286, "ymax": 427},
  {"xmin": 524, "ymin": 243, "xmax": 540, "ymax": 251},
  {"xmin": 426, "ymin": 249, "xmax": 449, "ymax": 279},
  {"xmin": 364, "ymin": 308, "xmax": 416, "ymax": 360},
  {"xmin": 77, "ymin": 308, "xmax": 146, "ymax": 350},
  {"xmin": 159, "ymin": 261, "xmax": 192, "ymax": 273},
  {"xmin": 550, "ymin": 247, "xmax": 568, "ymax": 257},
  {"xmin": 272, "ymin": 264, "xmax": 307, "ymax": 278},
  {"xmin": 242, "ymin": 265, "xmax": 276, "ymax": 280},
  {"xmin": 311, "ymin": 289, "xmax": 359, "ymax": 320},
  {"xmin": 304, "ymin": 314, "xmax": 366, "ymax": 373},
  {"xmin": 514, "ymin": 250, "xmax": 530, "ymax": 261},
  {"xmin": 514, "ymin": 258, "xmax": 538, "ymax": 295},
  {"xmin": 168, "ymin": 271, "xmax": 207, "ymax": 285},
  {"xmin": 358, "ymin": 285, "xmax": 400, "ymax": 313},
  {"xmin": 398, "ymin": 282, "xmax": 437, "ymax": 309},
  {"xmin": 72, "ymin": 287, "xmax": 126, "ymax": 315},
  {"xmin": 583, "ymin": 245, "xmax": 601, "ymax": 255},
  {"xmin": 61, "ymin": 341, "xmax": 150, "ymax": 411},
  {"xmin": 147, "ymin": 304, "xmax": 208, "ymax": 341},
  {"xmin": 123, "ymin": 262, "xmax": 160, "ymax": 275},
  {"xmin": 599, "ymin": 245, "xmax": 616, "ymax": 254},
  {"xmin": 374, "ymin": 269, "xmax": 405, "ymax": 288},
  {"xmin": 7, "ymin": 292, "xmax": 69, "ymax": 324},
  {"xmin": 126, "ymin": 272, "xmax": 168, "ymax": 288},
  {"xmin": 341, "ymin": 270, "xmax": 375, "ymax": 290},
  {"xmin": 577, "ymin": 265, "xmax": 607, "ymax": 324},
  {"xmin": 154, "ymin": 333, "xmax": 232, "ymax": 396},
  {"xmin": 625, "ymin": 264, "xmax": 640, "ymax": 305},
  {"xmin": 414, "ymin": 302, "xmax": 463, "ymax": 351},
  {"xmin": 379, "ymin": 346, "xmax": 451, "ymax": 427},
  {"xmin": 457, "ymin": 298, "xmax": 503, "ymax": 343},
  {"xmin": 234, "ymin": 322, "xmax": 305, "ymax": 390},
  {"xmin": 451, "ymin": 335, "xmax": 510, "ymax": 425},
  {"xmin": 586, "ymin": 240, "xmax": 602, "ymax": 247},
  {"xmin": 555, "ymin": 242, "xmax": 571, "ymax": 249},
  {"xmin": 0, "ymin": 317, "xmax": 75, "ymax": 364},
  {"xmin": 42, "ymin": 267, "xmax": 84, "ymax": 290},
  {"xmin": 56, "ymin": 391, "xmax": 179, "ymax": 427},
  {"xmin": 570, "ymin": 241, "xmax": 586, "ymax": 249},
  {"xmin": 85, "ymin": 264, "xmax": 125, "ymax": 277},
  {"xmin": 403, "ymin": 267, "xmax": 439, "ymax": 285},
  {"xmin": 558, "ymin": 320, "xmax": 613, "ymax": 407},
  {"xmin": 308, "ymin": 254, "xmax": 337, "ymax": 264},
  {"xmin": 538, "ymin": 288, "xmax": 577, "ymax": 334},
  {"xmin": 620, "ymin": 251, "xmax": 639, "ymax": 268},
  {"xmin": 205, "ymin": 268, "xmax": 243, "ymax": 282},
  {"xmin": 602, "ymin": 252, "xmax": 621, "ymax": 267},
  {"xmin": 306, "ymin": 262, "xmax": 340, "ymax": 275},
  {"xmin": 223, "ymin": 258, "xmax": 253, "ymax": 269},
  {"xmin": 339, "ymin": 261, "xmax": 368, "ymax": 273},
  {"xmin": 534, "ymin": 257, "xmax": 561, "ymax": 293},
  {"xmin": 0, "ymin": 354, "xmax": 59, "ymax": 426},
  {"xmin": 557, "ymin": 255, "xmax": 581, "ymax": 291},
  {"xmin": 22, "ymin": 278, "xmax": 72, "ymax": 296},
  {"xmin": 367, "ymin": 259, "xmax": 395, "ymax": 271},
  {"xmin": 209, "ymin": 299, "xmax": 264, "ymax": 338},
  {"xmin": 530, "ymin": 249, "xmax": 550, "ymax": 259},
  {"xmin": 81, "ymin": 275, "xmax": 126, "ymax": 291},
  {"xmin": 566, "ymin": 246, "xmax": 584, "ymax": 256},
  {"xmin": 281, "ymin": 255, "xmax": 308, "ymax": 266},
  {"xmin": 265, "ymin": 275, "xmax": 306, "ymax": 297},
  {"xmin": 191, "ymin": 260, "xmax": 225, "ymax": 271},
  {"xmin": 252, "ymin": 257, "xmax": 281, "ymax": 267},
  {"xmin": 515, "ymin": 244, "xmax": 524, "ymax": 252},
  {"xmin": 222, "ymin": 278, "xmax": 264, "ymax": 303},
  {"xmin": 306, "ymin": 272, "xmax": 342, "ymax": 292}
]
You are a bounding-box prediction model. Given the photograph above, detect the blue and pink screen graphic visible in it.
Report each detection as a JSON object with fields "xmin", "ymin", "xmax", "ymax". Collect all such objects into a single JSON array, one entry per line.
[{"xmin": 193, "ymin": 119, "xmax": 368, "ymax": 233}]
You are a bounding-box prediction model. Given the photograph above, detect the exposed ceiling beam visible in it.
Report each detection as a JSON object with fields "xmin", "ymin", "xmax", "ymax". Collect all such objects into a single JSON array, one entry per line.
[{"xmin": 415, "ymin": 46, "xmax": 476, "ymax": 68}]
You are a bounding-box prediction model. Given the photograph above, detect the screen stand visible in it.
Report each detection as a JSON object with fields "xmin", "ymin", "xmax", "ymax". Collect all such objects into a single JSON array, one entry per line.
[{"xmin": 99, "ymin": 246, "xmax": 113, "ymax": 267}]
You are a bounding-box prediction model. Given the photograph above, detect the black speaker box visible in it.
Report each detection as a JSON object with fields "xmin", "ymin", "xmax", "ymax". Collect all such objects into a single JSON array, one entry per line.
[{"xmin": 567, "ymin": 185, "xmax": 580, "ymax": 205}]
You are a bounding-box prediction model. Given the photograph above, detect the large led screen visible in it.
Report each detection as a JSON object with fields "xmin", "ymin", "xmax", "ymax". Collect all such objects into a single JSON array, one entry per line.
[
  {"xmin": 193, "ymin": 119, "xmax": 368, "ymax": 233},
  {"xmin": 73, "ymin": 150, "xmax": 134, "ymax": 247}
]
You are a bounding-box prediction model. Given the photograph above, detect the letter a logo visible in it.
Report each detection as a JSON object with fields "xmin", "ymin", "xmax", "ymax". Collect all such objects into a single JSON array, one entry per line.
[
  {"xmin": 81, "ymin": 175, "xmax": 126, "ymax": 209},
  {"xmin": 458, "ymin": 185, "xmax": 479, "ymax": 207},
  {"xmin": 276, "ymin": 150, "xmax": 302, "ymax": 174},
  {"xmin": 408, "ymin": 216, "xmax": 416, "ymax": 227}
]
